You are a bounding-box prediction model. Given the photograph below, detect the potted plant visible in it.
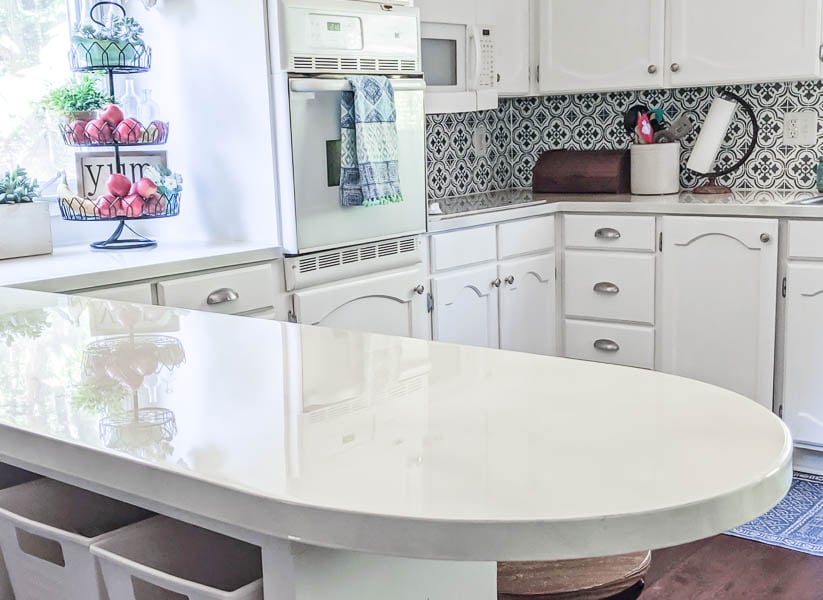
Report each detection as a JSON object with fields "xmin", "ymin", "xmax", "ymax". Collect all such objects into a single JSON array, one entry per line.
[
  {"xmin": 0, "ymin": 167, "xmax": 53, "ymax": 260},
  {"xmin": 72, "ymin": 15, "xmax": 148, "ymax": 68},
  {"xmin": 40, "ymin": 75, "xmax": 113, "ymax": 123}
]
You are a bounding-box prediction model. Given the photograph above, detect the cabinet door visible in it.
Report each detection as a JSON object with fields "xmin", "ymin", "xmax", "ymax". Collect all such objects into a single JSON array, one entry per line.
[
  {"xmin": 293, "ymin": 267, "xmax": 430, "ymax": 340},
  {"xmin": 499, "ymin": 254, "xmax": 557, "ymax": 355},
  {"xmin": 415, "ymin": 0, "xmax": 477, "ymax": 24},
  {"xmin": 668, "ymin": 0, "xmax": 822, "ymax": 86},
  {"xmin": 537, "ymin": 0, "xmax": 665, "ymax": 93},
  {"xmin": 494, "ymin": 0, "xmax": 532, "ymax": 96},
  {"xmin": 660, "ymin": 217, "xmax": 779, "ymax": 409},
  {"xmin": 782, "ymin": 263, "xmax": 823, "ymax": 447},
  {"xmin": 432, "ymin": 265, "xmax": 499, "ymax": 348}
]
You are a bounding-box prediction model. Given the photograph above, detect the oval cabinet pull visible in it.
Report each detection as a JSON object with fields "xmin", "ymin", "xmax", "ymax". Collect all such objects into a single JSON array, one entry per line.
[
  {"xmin": 206, "ymin": 288, "xmax": 240, "ymax": 305},
  {"xmin": 593, "ymin": 339, "xmax": 620, "ymax": 353},
  {"xmin": 593, "ymin": 282, "xmax": 620, "ymax": 295},
  {"xmin": 670, "ymin": 63, "xmax": 681, "ymax": 72},
  {"xmin": 492, "ymin": 278, "xmax": 502, "ymax": 288},
  {"xmin": 760, "ymin": 233, "xmax": 771, "ymax": 244},
  {"xmin": 594, "ymin": 227, "xmax": 621, "ymax": 240},
  {"xmin": 647, "ymin": 64, "xmax": 657, "ymax": 74},
  {"xmin": 414, "ymin": 285, "xmax": 426, "ymax": 295},
  {"xmin": 505, "ymin": 275, "xmax": 515, "ymax": 285}
]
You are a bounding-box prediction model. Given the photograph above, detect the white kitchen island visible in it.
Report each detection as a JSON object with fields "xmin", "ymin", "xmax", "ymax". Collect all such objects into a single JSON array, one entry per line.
[{"xmin": 0, "ymin": 288, "xmax": 792, "ymax": 599}]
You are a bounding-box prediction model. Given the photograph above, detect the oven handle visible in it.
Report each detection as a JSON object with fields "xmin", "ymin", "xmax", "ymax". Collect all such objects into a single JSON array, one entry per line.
[{"xmin": 290, "ymin": 78, "xmax": 426, "ymax": 93}]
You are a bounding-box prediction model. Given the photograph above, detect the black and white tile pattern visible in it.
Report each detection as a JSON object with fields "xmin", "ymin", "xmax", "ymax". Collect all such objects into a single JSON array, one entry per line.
[{"xmin": 426, "ymin": 80, "xmax": 823, "ymax": 200}]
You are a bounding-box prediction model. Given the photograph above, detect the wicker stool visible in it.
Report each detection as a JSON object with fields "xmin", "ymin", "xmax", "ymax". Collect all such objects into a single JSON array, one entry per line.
[{"xmin": 498, "ymin": 551, "xmax": 651, "ymax": 600}]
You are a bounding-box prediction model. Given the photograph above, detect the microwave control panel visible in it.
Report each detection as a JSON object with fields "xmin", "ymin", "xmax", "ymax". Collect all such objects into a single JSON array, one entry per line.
[{"xmin": 476, "ymin": 26, "xmax": 495, "ymax": 89}]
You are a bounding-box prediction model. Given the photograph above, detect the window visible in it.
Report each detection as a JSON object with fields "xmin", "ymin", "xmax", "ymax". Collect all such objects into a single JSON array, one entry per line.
[{"xmin": 0, "ymin": 0, "xmax": 84, "ymax": 195}]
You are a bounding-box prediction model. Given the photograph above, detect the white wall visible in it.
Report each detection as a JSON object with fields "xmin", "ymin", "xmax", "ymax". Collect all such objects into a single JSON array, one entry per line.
[{"xmin": 116, "ymin": 0, "xmax": 280, "ymax": 245}]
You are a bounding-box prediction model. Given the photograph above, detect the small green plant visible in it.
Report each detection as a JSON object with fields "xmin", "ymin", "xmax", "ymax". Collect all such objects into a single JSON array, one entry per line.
[
  {"xmin": 74, "ymin": 15, "xmax": 145, "ymax": 45},
  {"xmin": 0, "ymin": 167, "xmax": 39, "ymax": 204},
  {"xmin": 40, "ymin": 75, "xmax": 113, "ymax": 119}
]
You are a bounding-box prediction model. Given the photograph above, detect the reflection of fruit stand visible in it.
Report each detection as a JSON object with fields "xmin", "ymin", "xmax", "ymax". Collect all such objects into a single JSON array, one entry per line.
[
  {"xmin": 58, "ymin": 1, "xmax": 181, "ymax": 250},
  {"xmin": 81, "ymin": 334, "xmax": 184, "ymax": 457}
]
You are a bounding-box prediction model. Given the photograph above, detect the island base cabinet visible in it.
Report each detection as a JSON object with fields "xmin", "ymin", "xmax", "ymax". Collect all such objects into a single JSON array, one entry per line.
[
  {"xmin": 659, "ymin": 217, "xmax": 778, "ymax": 409},
  {"xmin": 782, "ymin": 263, "xmax": 823, "ymax": 448},
  {"xmin": 261, "ymin": 539, "xmax": 496, "ymax": 600},
  {"xmin": 499, "ymin": 254, "xmax": 557, "ymax": 355}
]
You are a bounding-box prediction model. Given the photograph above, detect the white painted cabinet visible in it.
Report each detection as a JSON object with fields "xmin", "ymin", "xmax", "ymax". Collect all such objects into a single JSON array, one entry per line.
[
  {"xmin": 781, "ymin": 263, "xmax": 823, "ymax": 448},
  {"xmin": 659, "ymin": 217, "xmax": 779, "ymax": 409},
  {"xmin": 537, "ymin": 0, "xmax": 665, "ymax": 94},
  {"xmin": 668, "ymin": 0, "xmax": 823, "ymax": 87},
  {"xmin": 499, "ymin": 254, "xmax": 556, "ymax": 355},
  {"xmin": 494, "ymin": 0, "xmax": 532, "ymax": 96},
  {"xmin": 432, "ymin": 264, "xmax": 500, "ymax": 348},
  {"xmin": 293, "ymin": 267, "xmax": 431, "ymax": 340}
]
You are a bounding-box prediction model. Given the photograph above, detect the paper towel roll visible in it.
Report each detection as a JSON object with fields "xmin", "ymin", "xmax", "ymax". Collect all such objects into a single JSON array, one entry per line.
[{"xmin": 686, "ymin": 96, "xmax": 737, "ymax": 174}]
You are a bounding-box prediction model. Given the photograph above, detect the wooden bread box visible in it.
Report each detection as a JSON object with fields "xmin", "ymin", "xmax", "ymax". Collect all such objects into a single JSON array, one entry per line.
[{"xmin": 532, "ymin": 150, "xmax": 631, "ymax": 194}]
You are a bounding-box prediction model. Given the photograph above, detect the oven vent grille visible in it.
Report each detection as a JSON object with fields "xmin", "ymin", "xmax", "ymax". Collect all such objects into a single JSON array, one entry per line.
[
  {"xmin": 289, "ymin": 55, "xmax": 420, "ymax": 74},
  {"xmin": 297, "ymin": 237, "xmax": 419, "ymax": 275}
]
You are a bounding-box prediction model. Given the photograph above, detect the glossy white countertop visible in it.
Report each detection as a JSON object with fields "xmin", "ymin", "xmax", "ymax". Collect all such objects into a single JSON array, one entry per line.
[
  {"xmin": 0, "ymin": 241, "xmax": 280, "ymax": 292},
  {"xmin": 0, "ymin": 289, "xmax": 792, "ymax": 560},
  {"xmin": 428, "ymin": 189, "xmax": 823, "ymax": 232}
]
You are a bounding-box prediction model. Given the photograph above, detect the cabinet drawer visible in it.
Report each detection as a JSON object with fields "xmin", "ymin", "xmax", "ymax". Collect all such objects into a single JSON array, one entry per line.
[
  {"xmin": 564, "ymin": 215, "xmax": 656, "ymax": 251},
  {"xmin": 788, "ymin": 221, "xmax": 823, "ymax": 259},
  {"xmin": 564, "ymin": 320, "xmax": 654, "ymax": 370},
  {"xmin": 157, "ymin": 264, "xmax": 276, "ymax": 315},
  {"xmin": 75, "ymin": 283, "xmax": 154, "ymax": 304},
  {"xmin": 497, "ymin": 216, "xmax": 555, "ymax": 259},
  {"xmin": 564, "ymin": 251, "xmax": 655, "ymax": 324},
  {"xmin": 430, "ymin": 226, "xmax": 497, "ymax": 272}
]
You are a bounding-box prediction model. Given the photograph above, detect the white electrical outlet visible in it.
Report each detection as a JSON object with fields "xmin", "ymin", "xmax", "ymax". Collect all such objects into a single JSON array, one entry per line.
[
  {"xmin": 783, "ymin": 111, "xmax": 818, "ymax": 146},
  {"xmin": 473, "ymin": 125, "xmax": 489, "ymax": 158}
]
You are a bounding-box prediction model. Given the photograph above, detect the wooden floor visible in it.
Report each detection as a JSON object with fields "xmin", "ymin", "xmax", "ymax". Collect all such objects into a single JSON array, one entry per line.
[{"xmin": 639, "ymin": 535, "xmax": 823, "ymax": 600}]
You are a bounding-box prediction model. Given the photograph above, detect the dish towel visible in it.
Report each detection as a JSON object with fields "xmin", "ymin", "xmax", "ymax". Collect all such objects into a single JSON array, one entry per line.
[{"xmin": 340, "ymin": 76, "xmax": 404, "ymax": 207}]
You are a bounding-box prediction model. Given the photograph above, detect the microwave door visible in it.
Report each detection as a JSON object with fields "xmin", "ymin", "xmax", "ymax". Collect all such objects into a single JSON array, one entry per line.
[
  {"xmin": 288, "ymin": 79, "xmax": 427, "ymax": 254},
  {"xmin": 420, "ymin": 23, "xmax": 467, "ymax": 93}
]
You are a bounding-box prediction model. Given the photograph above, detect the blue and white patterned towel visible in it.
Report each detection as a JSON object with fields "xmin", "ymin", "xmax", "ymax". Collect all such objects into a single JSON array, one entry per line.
[{"xmin": 340, "ymin": 76, "xmax": 403, "ymax": 207}]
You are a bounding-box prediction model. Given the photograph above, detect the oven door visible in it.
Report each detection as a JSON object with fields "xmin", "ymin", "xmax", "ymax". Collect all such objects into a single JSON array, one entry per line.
[{"xmin": 288, "ymin": 78, "xmax": 427, "ymax": 254}]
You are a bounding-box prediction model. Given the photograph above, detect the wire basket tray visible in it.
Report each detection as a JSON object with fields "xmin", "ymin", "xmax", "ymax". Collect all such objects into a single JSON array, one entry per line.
[{"xmin": 60, "ymin": 119, "xmax": 169, "ymax": 147}]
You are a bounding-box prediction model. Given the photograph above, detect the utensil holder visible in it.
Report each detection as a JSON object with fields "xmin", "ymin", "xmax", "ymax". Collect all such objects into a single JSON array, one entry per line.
[{"xmin": 630, "ymin": 143, "xmax": 681, "ymax": 195}]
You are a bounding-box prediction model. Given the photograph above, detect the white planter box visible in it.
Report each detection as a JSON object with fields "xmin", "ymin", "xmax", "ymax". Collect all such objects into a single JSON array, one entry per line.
[{"xmin": 0, "ymin": 202, "xmax": 52, "ymax": 260}]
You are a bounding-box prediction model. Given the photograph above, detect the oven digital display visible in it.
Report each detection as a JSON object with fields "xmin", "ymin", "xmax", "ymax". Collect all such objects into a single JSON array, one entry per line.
[{"xmin": 327, "ymin": 22, "xmax": 341, "ymax": 32}]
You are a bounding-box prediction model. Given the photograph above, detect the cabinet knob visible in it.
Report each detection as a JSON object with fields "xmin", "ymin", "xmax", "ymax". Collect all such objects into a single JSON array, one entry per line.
[
  {"xmin": 647, "ymin": 64, "xmax": 657, "ymax": 74},
  {"xmin": 206, "ymin": 288, "xmax": 240, "ymax": 305},
  {"xmin": 414, "ymin": 285, "xmax": 426, "ymax": 295},
  {"xmin": 593, "ymin": 281, "xmax": 620, "ymax": 295},
  {"xmin": 760, "ymin": 233, "xmax": 771, "ymax": 244},
  {"xmin": 492, "ymin": 278, "xmax": 502, "ymax": 288},
  {"xmin": 594, "ymin": 227, "xmax": 621, "ymax": 240},
  {"xmin": 593, "ymin": 339, "xmax": 620, "ymax": 353},
  {"xmin": 670, "ymin": 63, "xmax": 681, "ymax": 72},
  {"xmin": 504, "ymin": 275, "xmax": 515, "ymax": 285}
]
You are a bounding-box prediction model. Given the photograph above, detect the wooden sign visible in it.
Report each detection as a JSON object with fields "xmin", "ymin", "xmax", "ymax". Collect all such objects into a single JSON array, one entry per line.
[{"xmin": 76, "ymin": 151, "xmax": 167, "ymax": 199}]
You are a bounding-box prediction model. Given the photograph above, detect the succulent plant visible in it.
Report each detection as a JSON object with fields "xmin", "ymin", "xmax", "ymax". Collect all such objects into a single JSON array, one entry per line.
[
  {"xmin": 74, "ymin": 15, "xmax": 146, "ymax": 45},
  {"xmin": 0, "ymin": 167, "xmax": 40, "ymax": 205},
  {"xmin": 40, "ymin": 75, "xmax": 113, "ymax": 119}
]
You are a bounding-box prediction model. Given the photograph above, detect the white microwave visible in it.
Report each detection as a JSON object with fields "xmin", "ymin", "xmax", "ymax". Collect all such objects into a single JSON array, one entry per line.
[{"xmin": 420, "ymin": 22, "xmax": 498, "ymax": 114}]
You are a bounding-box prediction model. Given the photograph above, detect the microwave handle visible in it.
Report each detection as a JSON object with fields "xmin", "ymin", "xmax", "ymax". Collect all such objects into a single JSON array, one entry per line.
[
  {"xmin": 290, "ymin": 78, "xmax": 426, "ymax": 93},
  {"xmin": 469, "ymin": 26, "xmax": 481, "ymax": 90}
]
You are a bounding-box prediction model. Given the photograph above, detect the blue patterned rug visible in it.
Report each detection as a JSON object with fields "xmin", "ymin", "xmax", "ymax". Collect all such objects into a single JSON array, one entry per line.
[{"xmin": 727, "ymin": 472, "xmax": 823, "ymax": 556}]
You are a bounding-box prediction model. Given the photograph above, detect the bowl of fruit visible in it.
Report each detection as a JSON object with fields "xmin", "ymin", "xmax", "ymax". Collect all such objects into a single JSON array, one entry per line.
[{"xmin": 60, "ymin": 103, "xmax": 168, "ymax": 146}]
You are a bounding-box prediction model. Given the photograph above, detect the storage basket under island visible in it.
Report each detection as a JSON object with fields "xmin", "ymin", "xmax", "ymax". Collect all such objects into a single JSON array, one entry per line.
[{"xmin": 59, "ymin": 1, "xmax": 181, "ymax": 250}]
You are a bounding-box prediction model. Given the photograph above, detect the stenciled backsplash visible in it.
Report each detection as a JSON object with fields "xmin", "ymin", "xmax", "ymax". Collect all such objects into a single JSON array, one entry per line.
[{"xmin": 426, "ymin": 80, "xmax": 823, "ymax": 200}]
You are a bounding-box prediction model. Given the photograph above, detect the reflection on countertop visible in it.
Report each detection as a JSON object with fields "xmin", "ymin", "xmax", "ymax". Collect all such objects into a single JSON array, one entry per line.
[{"xmin": 428, "ymin": 188, "xmax": 823, "ymax": 231}]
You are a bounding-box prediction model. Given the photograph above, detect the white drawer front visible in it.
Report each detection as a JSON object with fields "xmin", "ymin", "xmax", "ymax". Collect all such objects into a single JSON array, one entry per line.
[
  {"xmin": 75, "ymin": 283, "xmax": 154, "ymax": 304},
  {"xmin": 497, "ymin": 216, "xmax": 555, "ymax": 259},
  {"xmin": 157, "ymin": 264, "xmax": 276, "ymax": 315},
  {"xmin": 564, "ymin": 215, "xmax": 656, "ymax": 252},
  {"xmin": 788, "ymin": 220, "xmax": 823, "ymax": 259},
  {"xmin": 430, "ymin": 226, "xmax": 497, "ymax": 272},
  {"xmin": 565, "ymin": 320, "xmax": 654, "ymax": 370},
  {"xmin": 564, "ymin": 251, "xmax": 655, "ymax": 324}
]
